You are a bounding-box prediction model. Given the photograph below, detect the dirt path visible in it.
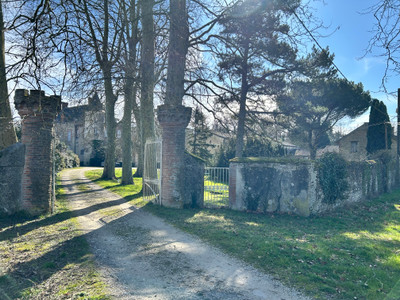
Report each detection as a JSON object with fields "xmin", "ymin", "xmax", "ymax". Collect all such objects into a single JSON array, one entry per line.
[{"xmin": 61, "ymin": 168, "xmax": 310, "ymax": 300}]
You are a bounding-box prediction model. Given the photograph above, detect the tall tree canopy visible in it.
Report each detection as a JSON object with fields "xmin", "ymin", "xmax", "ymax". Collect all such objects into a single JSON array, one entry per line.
[
  {"xmin": 211, "ymin": 0, "xmax": 334, "ymax": 157},
  {"xmin": 366, "ymin": 99, "xmax": 392, "ymax": 153},
  {"xmin": 188, "ymin": 107, "xmax": 214, "ymax": 162},
  {"xmin": 277, "ymin": 78, "xmax": 372, "ymax": 159}
]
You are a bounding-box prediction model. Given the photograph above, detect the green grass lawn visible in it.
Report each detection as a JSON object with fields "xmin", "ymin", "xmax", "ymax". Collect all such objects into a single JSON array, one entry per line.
[
  {"xmin": 204, "ymin": 179, "xmax": 229, "ymax": 207},
  {"xmin": 85, "ymin": 169, "xmax": 400, "ymax": 300}
]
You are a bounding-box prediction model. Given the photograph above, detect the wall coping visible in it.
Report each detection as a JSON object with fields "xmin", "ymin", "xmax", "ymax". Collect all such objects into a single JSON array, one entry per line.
[{"xmin": 230, "ymin": 156, "xmax": 311, "ymax": 165}]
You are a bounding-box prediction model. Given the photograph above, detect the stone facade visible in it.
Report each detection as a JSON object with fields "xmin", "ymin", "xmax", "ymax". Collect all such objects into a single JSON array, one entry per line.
[
  {"xmin": 15, "ymin": 89, "xmax": 61, "ymax": 215},
  {"xmin": 55, "ymin": 94, "xmax": 106, "ymax": 165},
  {"xmin": 229, "ymin": 157, "xmax": 399, "ymax": 216},
  {"xmin": 55, "ymin": 94, "xmax": 137, "ymax": 166},
  {"xmin": 0, "ymin": 143, "xmax": 25, "ymax": 215},
  {"xmin": 337, "ymin": 123, "xmax": 397, "ymax": 161}
]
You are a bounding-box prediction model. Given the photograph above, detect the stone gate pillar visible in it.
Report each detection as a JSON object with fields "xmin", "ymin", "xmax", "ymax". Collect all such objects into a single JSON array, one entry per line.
[
  {"xmin": 14, "ymin": 89, "xmax": 61, "ymax": 215},
  {"xmin": 157, "ymin": 104, "xmax": 192, "ymax": 208}
]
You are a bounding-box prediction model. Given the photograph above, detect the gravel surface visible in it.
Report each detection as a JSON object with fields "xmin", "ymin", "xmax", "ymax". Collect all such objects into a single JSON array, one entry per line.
[{"xmin": 62, "ymin": 168, "xmax": 311, "ymax": 300}]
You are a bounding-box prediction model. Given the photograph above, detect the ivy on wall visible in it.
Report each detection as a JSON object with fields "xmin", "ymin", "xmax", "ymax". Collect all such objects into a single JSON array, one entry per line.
[{"xmin": 317, "ymin": 153, "xmax": 348, "ymax": 204}]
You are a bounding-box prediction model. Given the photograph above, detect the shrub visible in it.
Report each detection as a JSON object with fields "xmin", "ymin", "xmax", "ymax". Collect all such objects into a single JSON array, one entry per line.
[
  {"xmin": 55, "ymin": 140, "xmax": 80, "ymax": 172},
  {"xmin": 317, "ymin": 152, "xmax": 348, "ymax": 204},
  {"xmin": 90, "ymin": 140, "xmax": 105, "ymax": 166},
  {"xmin": 212, "ymin": 137, "xmax": 284, "ymax": 167}
]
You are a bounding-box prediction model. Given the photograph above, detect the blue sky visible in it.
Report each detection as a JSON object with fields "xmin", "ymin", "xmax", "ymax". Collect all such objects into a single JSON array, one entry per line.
[{"xmin": 311, "ymin": 0, "xmax": 398, "ymax": 131}]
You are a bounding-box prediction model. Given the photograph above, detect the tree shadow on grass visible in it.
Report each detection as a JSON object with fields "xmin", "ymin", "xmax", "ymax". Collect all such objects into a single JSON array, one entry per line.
[
  {"xmin": 0, "ymin": 190, "xmax": 142, "ymax": 243},
  {"xmin": 0, "ymin": 208, "xmax": 138, "ymax": 299}
]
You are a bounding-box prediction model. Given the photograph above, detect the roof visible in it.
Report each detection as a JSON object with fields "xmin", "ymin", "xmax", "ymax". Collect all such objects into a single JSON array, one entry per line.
[
  {"xmin": 56, "ymin": 94, "xmax": 104, "ymax": 123},
  {"xmin": 336, "ymin": 122, "xmax": 397, "ymax": 144},
  {"xmin": 336, "ymin": 123, "xmax": 369, "ymax": 144}
]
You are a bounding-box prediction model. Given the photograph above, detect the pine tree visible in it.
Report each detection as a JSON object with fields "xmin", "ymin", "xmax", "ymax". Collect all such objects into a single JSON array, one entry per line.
[
  {"xmin": 188, "ymin": 107, "xmax": 214, "ymax": 162},
  {"xmin": 278, "ymin": 79, "xmax": 371, "ymax": 159},
  {"xmin": 214, "ymin": 0, "xmax": 335, "ymax": 158},
  {"xmin": 366, "ymin": 99, "xmax": 392, "ymax": 153}
]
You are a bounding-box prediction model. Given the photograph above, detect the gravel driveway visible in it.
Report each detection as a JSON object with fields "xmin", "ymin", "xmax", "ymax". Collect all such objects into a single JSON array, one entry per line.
[{"xmin": 62, "ymin": 168, "xmax": 310, "ymax": 300}]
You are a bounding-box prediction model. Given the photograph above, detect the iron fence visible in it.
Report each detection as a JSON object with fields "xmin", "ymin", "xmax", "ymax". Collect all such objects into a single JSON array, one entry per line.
[
  {"xmin": 143, "ymin": 140, "xmax": 162, "ymax": 204},
  {"xmin": 204, "ymin": 167, "xmax": 229, "ymax": 207}
]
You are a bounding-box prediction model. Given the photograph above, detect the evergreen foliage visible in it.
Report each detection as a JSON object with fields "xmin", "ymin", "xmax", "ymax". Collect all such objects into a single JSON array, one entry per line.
[
  {"xmin": 188, "ymin": 107, "xmax": 214, "ymax": 162},
  {"xmin": 55, "ymin": 140, "xmax": 80, "ymax": 172},
  {"xmin": 366, "ymin": 99, "xmax": 392, "ymax": 154},
  {"xmin": 317, "ymin": 152, "xmax": 348, "ymax": 204},
  {"xmin": 90, "ymin": 139, "xmax": 105, "ymax": 167},
  {"xmin": 215, "ymin": 0, "xmax": 335, "ymax": 157},
  {"xmin": 213, "ymin": 137, "xmax": 284, "ymax": 167},
  {"xmin": 278, "ymin": 79, "xmax": 372, "ymax": 159}
]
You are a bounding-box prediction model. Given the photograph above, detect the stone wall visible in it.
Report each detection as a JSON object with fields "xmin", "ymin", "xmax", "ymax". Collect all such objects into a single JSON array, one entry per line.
[
  {"xmin": 0, "ymin": 143, "xmax": 25, "ymax": 215},
  {"xmin": 229, "ymin": 157, "xmax": 399, "ymax": 216}
]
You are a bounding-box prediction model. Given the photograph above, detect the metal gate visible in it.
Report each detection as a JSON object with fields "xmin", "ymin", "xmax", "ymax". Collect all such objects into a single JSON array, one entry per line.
[
  {"xmin": 204, "ymin": 167, "xmax": 229, "ymax": 207},
  {"xmin": 143, "ymin": 139, "xmax": 162, "ymax": 204}
]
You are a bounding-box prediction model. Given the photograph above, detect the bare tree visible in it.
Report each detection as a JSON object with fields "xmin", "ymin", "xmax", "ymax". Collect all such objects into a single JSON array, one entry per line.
[
  {"xmin": 135, "ymin": 0, "xmax": 156, "ymax": 178},
  {"xmin": 365, "ymin": 0, "xmax": 400, "ymax": 92},
  {"xmin": 63, "ymin": 0, "xmax": 124, "ymax": 179},
  {"xmin": 120, "ymin": 0, "xmax": 140, "ymax": 185},
  {"xmin": 0, "ymin": 0, "xmax": 17, "ymax": 150},
  {"xmin": 1, "ymin": 0, "xmax": 64, "ymax": 149}
]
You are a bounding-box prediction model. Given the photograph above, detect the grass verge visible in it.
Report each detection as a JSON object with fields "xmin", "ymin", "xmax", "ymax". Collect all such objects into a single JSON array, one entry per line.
[
  {"xmin": 85, "ymin": 169, "xmax": 400, "ymax": 300},
  {"xmin": 0, "ymin": 170, "xmax": 109, "ymax": 299}
]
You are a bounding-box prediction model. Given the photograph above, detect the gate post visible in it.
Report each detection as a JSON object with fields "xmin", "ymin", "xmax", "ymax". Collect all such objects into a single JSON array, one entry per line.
[
  {"xmin": 15, "ymin": 89, "xmax": 61, "ymax": 215},
  {"xmin": 157, "ymin": 104, "xmax": 192, "ymax": 208}
]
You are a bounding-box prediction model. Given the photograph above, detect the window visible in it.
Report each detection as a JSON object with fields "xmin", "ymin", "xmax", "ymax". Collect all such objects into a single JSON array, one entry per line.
[
  {"xmin": 350, "ymin": 141, "xmax": 358, "ymax": 153},
  {"xmin": 117, "ymin": 129, "xmax": 121, "ymax": 138},
  {"xmin": 80, "ymin": 149, "xmax": 85, "ymax": 155}
]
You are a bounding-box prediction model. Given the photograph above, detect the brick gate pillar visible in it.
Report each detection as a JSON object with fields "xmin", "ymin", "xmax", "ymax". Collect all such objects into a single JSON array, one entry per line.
[
  {"xmin": 14, "ymin": 90, "xmax": 61, "ymax": 215},
  {"xmin": 157, "ymin": 104, "xmax": 192, "ymax": 208}
]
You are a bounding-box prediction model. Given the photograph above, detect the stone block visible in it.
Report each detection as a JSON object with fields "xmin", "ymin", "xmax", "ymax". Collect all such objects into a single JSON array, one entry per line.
[
  {"xmin": 182, "ymin": 153, "xmax": 205, "ymax": 208},
  {"xmin": 0, "ymin": 143, "xmax": 25, "ymax": 215}
]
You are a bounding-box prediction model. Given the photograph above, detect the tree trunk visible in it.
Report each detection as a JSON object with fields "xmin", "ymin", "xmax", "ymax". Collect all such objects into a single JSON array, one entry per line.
[
  {"xmin": 121, "ymin": 81, "xmax": 135, "ymax": 185},
  {"xmin": 132, "ymin": 103, "xmax": 143, "ymax": 177},
  {"xmin": 98, "ymin": 0, "xmax": 116, "ymax": 180},
  {"xmin": 235, "ymin": 43, "xmax": 249, "ymax": 158},
  {"xmin": 308, "ymin": 129, "xmax": 317, "ymax": 160},
  {"xmin": 140, "ymin": 0, "xmax": 156, "ymax": 180},
  {"xmin": 121, "ymin": 0, "xmax": 139, "ymax": 184},
  {"xmin": 165, "ymin": 0, "xmax": 188, "ymax": 107},
  {"xmin": 101, "ymin": 68, "xmax": 117, "ymax": 179},
  {"xmin": 0, "ymin": 0, "xmax": 17, "ymax": 150}
]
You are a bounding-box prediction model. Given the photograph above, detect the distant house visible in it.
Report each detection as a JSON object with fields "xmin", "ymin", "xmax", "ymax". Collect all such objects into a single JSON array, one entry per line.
[
  {"xmin": 337, "ymin": 122, "xmax": 397, "ymax": 161},
  {"xmin": 55, "ymin": 94, "xmax": 137, "ymax": 166},
  {"xmin": 55, "ymin": 94, "xmax": 106, "ymax": 165}
]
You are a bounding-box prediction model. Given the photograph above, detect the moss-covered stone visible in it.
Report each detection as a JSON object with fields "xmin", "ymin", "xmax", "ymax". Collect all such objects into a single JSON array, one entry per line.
[{"xmin": 294, "ymin": 195, "xmax": 310, "ymax": 217}]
